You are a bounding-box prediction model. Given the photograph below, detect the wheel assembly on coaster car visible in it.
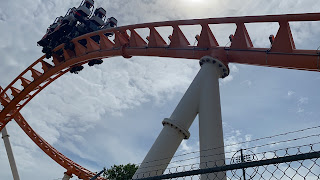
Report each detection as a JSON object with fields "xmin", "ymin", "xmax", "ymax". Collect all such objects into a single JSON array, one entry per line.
[
  {"xmin": 70, "ymin": 65, "xmax": 84, "ymax": 74},
  {"xmin": 69, "ymin": 59, "xmax": 102, "ymax": 74}
]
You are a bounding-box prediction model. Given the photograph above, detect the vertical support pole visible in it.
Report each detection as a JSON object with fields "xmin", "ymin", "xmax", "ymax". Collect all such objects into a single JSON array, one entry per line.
[
  {"xmin": 2, "ymin": 126, "xmax": 20, "ymax": 180},
  {"xmin": 62, "ymin": 172, "xmax": 72, "ymax": 180},
  {"xmin": 199, "ymin": 56, "xmax": 227, "ymax": 180},
  {"xmin": 240, "ymin": 149, "xmax": 246, "ymax": 180}
]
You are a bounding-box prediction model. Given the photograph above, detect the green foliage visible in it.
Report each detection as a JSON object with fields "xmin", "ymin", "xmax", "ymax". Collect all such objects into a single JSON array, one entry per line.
[{"xmin": 103, "ymin": 163, "xmax": 139, "ymax": 180}]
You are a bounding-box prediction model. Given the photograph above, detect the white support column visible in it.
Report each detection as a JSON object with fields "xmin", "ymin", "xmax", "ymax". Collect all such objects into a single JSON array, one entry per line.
[
  {"xmin": 133, "ymin": 56, "xmax": 229, "ymax": 179},
  {"xmin": 199, "ymin": 57, "xmax": 227, "ymax": 180},
  {"xmin": 2, "ymin": 126, "xmax": 20, "ymax": 180},
  {"xmin": 62, "ymin": 172, "xmax": 72, "ymax": 180},
  {"xmin": 133, "ymin": 63, "xmax": 202, "ymax": 179}
]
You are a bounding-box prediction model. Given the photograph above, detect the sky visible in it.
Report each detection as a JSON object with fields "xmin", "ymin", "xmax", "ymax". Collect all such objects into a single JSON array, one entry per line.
[{"xmin": 0, "ymin": 0, "xmax": 320, "ymax": 179}]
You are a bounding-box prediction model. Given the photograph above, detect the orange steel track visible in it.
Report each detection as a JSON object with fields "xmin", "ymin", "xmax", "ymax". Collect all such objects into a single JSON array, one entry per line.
[{"xmin": 0, "ymin": 12, "xmax": 320, "ymax": 180}]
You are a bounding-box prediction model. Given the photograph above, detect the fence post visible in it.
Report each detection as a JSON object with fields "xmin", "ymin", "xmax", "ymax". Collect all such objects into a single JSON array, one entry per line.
[{"xmin": 240, "ymin": 149, "xmax": 246, "ymax": 180}]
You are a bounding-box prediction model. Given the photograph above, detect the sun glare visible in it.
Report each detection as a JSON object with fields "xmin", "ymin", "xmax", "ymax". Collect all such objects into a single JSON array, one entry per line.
[{"xmin": 184, "ymin": 0, "xmax": 205, "ymax": 5}]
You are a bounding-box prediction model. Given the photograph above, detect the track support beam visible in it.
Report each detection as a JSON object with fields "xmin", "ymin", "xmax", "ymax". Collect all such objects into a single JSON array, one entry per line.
[
  {"xmin": 133, "ymin": 56, "xmax": 228, "ymax": 179},
  {"xmin": 2, "ymin": 126, "xmax": 20, "ymax": 180},
  {"xmin": 198, "ymin": 57, "xmax": 227, "ymax": 179}
]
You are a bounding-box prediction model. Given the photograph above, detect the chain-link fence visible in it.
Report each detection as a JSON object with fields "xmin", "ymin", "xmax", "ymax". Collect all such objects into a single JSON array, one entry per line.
[{"xmin": 134, "ymin": 126, "xmax": 320, "ymax": 180}]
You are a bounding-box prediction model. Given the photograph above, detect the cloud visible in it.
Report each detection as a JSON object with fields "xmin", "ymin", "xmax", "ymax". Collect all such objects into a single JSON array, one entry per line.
[
  {"xmin": 297, "ymin": 108, "xmax": 304, "ymax": 113},
  {"xmin": 220, "ymin": 64, "xmax": 239, "ymax": 85},
  {"xmin": 296, "ymin": 97, "xmax": 309, "ymax": 114},
  {"xmin": 0, "ymin": 12, "xmax": 6, "ymax": 21},
  {"xmin": 298, "ymin": 97, "xmax": 308, "ymax": 105},
  {"xmin": 287, "ymin": 91, "xmax": 295, "ymax": 97},
  {"xmin": 240, "ymin": 80, "xmax": 252, "ymax": 87},
  {"xmin": 229, "ymin": 64, "xmax": 239, "ymax": 73},
  {"xmin": 220, "ymin": 75, "xmax": 234, "ymax": 84}
]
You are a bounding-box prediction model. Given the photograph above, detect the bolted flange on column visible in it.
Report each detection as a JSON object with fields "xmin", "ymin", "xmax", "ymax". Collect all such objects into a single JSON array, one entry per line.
[
  {"xmin": 199, "ymin": 56, "xmax": 230, "ymax": 78},
  {"xmin": 162, "ymin": 118, "xmax": 191, "ymax": 139}
]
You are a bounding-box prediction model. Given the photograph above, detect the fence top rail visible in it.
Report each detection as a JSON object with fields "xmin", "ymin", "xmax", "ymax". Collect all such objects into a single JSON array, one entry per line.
[{"xmin": 134, "ymin": 151, "xmax": 320, "ymax": 180}]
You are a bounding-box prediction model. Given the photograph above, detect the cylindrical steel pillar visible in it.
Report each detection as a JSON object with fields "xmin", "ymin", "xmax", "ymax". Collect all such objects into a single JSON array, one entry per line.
[
  {"xmin": 2, "ymin": 126, "xmax": 20, "ymax": 180},
  {"xmin": 62, "ymin": 172, "xmax": 72, "ymax": 180},
  {"xmin": 133, "ymin": 56, "xmax": 229, "ymax": 179},
  {"xmin": 133, "ymin": 62, "xmax": 202, "ymax": 179},
  {"xmin": 199, "ymin": 56, "xmax": 228, "ymax": 180}
]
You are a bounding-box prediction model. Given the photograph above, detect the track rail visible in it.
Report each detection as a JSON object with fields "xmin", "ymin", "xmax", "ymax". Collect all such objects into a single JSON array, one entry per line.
[{"xmin": 0, "ymin": 12, "xmax": 319, "ymax": 179}]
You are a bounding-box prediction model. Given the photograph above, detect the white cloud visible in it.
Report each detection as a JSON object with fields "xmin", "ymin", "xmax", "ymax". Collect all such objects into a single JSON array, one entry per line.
[
  {"xmin": 241, "ymin": 80, "xmax": 252, "ymax": 87},
  {"xmin": 220, "ymin": 75, "xmax": 234, "ymax": 84},
  {"xmin": 297, "ymin": 107, "xmax": 305, "ymax": 113},
  {"xmin": 180, "ymin": 140, "xmax": 193, "ymax": 152},
  {"xmin": 229, "ymin": 64, "xmax": 239, "ymax": 73},
  {"xmin": 295, "ymin": 97, "xmax": 309, "ymax": 114},
  {"xmin": 287, "ymin": 90, "xmax": 295, "ymax": 97},
  {"xmin": 298, "ymin": 97, "xmax": 309, "ymax": 105}
]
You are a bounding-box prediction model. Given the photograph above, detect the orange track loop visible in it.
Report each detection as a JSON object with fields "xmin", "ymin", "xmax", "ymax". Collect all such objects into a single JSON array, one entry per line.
[
  {"xmin": 1, "ymin": 12, "xmax": 320, "ymax": 179},
  {"xmin": 0, "ymin": 89, "xmax": 101, "ymax": 180}
]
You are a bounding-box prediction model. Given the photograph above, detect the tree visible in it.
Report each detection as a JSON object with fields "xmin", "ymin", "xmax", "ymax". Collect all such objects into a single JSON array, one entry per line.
[{"xmin": 103, "ymin": 163, "xmax": 139, "ymax": 180}]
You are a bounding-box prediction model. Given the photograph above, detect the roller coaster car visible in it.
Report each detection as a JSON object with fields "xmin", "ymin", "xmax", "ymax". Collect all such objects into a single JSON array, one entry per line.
[
  {"xmin": 103, "ymin": 17, "xmax": 118, "ymax": 36},
  {"xmin": 90, "ymin": 7, "xmax": 106, "ymax": 27},
  {"xmin": 70, "ymin": 65, "xmax": 84, "ymax": 74},
  {"xmin": 62, "ymin": 7, "xmax": 78, "ymax": 27},
  {"xmin": 104, "ymin": 17, "xmax": 117, "ymax": 29},
  {"xmin": 82, "ymin": 7, "xmax": 107, "ymax": 33},
  {"xmin": 55, "ymin": 2, "xmax": 92, "ymax": 36},
  {"xmin": 38, "ymin": 0, "xmax": 119, "ymax": 61},
  {"xmin": 51, "ymin": 8, "xmax": 79, "ymax": 43},
  {"xmin": 38, "ymin": 0, "xmax": 95, "ymax": 55},
  {"xmin": 37, "ymin": 16, "xmax": 63, "ymax": 48},
  {"xmin": 67, "ymin": 7, "xmax": 107, "ymax": 47},
  {"xmin": 38, "ymin": 10, "xmax": 76, "ymax": 55},
  {"xmin": 75, "ymin": 0, "xmax": 94, "ymax": 19}
]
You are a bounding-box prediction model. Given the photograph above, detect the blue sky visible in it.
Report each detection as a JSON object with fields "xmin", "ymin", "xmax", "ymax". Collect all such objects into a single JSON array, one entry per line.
[{"xmin": 0, "ymin": 0, "xmax": 320, "ymax": 179}]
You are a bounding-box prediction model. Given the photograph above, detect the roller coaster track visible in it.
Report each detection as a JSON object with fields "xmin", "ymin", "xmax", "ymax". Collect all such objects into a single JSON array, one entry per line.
[{"xmin": 0, "ymin": 12, "xmax": 320, "ymax": 180}]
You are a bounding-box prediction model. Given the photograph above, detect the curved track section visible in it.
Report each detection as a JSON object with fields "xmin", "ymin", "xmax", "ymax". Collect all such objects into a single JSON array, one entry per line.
[
  {"xmin": 1, "ymin": 86, "xmax": 99, "ymax": 179},
  {"xmin": 0, "ymin": 12, "xmax": 320, "ymax": 180}
]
